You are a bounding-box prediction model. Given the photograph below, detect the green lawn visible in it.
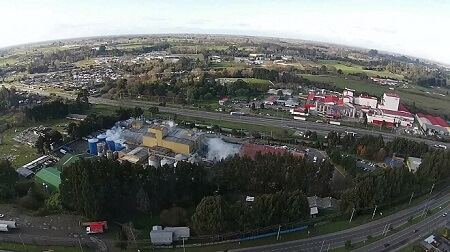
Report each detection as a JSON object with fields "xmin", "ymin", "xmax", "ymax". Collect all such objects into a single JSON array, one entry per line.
[
  {"xmin": 301, "ymin": 74, "xmax": 450, "ymax": 114},
  {"xmin": 319, "ymin": 60, "xmax": 404, "ymax": 80},
  {"xmin": 218, "ymin": 77, "xmax": 272, "ymax": 85}
]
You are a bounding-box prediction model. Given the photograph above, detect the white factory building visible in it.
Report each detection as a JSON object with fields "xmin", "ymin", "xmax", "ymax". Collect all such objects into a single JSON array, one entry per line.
[{"xmin": 378, "ymin": 93, "xmax": 400, "ymax": 111}]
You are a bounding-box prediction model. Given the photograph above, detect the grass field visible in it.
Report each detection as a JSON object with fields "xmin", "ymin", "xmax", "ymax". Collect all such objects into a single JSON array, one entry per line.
[
  {"xmin": 74, "ymin": 58, "xmax": 97, "ymax": 67},
  {"xmin": 319, "ymin": 60, "xmax": 404, "ymax": 80},
  {"xmin": 218, "ymin": 77, "xmax": 273, "ymax": 85},
  {"xmin": 302, "ymin": 74, "xmax": 450, "ymax": 114}
]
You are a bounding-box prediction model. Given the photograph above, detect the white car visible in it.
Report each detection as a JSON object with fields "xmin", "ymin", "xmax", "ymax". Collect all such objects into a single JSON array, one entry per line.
[
  {"xmin": 0, "ymin": 214, "xmax": 4, "ymax": 218},
  {"xmin": 443, "ymin": 212, "xmax": 448, "ymax": 217}
]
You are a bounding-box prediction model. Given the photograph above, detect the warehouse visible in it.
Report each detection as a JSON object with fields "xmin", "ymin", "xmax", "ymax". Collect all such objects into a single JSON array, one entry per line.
[
  {"xmin": 416, "ymin": 113, "xmax": 449, "ymax": 135},
  {"xmin": 35, "ymin": 167, "xmax": 61, "ymax": 191}
]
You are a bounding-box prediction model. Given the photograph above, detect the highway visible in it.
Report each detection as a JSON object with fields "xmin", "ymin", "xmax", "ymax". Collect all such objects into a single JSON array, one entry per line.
[
  {"xmin": 12, "ymin": 85, "xmax": 450, "ymax": 149},
  {"xmin": 354, "ymin": 206, "xmax": 449, "ymax": 252},
  {"xmin": 230, "ymin": 190, "xmax": 449, "ymax": 252}
]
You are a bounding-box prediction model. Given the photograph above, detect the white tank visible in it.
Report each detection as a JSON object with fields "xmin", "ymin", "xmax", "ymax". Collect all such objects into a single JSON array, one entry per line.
[
  {"xmin": 161, "ymin": 158, "xmax": 174, "ymax": 167},
  {"xmin": 97, "ymin": 142, "xmax": 106, "ymax": 157},
  {"xmin": 106, "ymin": 150, "xmax": 113, "ymax": 160},
  {"xmin": 175, "ymin": 153, "xmax": 188, "ymax": 162},
  {"xmin": 148, "ymin": 155, "xmax": 160, "ymax": 168}
]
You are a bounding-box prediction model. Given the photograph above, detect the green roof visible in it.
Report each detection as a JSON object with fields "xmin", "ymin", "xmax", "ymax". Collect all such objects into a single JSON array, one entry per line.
[
  {"xmin": 35, "ymin": 167, "xmax": 61, "ymax": 191},
  {"xmin": 55, "ymin": 154, "xmax": 80, "ymax": 171}
]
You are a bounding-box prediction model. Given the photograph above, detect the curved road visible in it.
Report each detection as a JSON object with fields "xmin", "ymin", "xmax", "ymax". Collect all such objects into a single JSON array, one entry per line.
[{"xmin": 230, "ymin": 190, "xmax": 449, "ymax": 252}]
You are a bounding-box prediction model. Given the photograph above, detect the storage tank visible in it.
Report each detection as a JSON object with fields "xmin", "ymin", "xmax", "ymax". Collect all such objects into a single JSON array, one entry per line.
[
  {"xmin": 148, "ymin": 155, "xmax": 160, "ymax": 168},
  {"xmin": 97, "ymin": 142, "xmax": 106, "ymax": 157},
  {"xmin": 88, "ymin": 138, "xmax": 98, "ymax": 154},
  {"xmin": 97, "ymin": 134, "xmax": 107, "ymax": 143},
  {"xmin": 175, "ymin": 154, "xmax": 188, "ymax": 162},
  {"xmin": 106, "ymin": 150, "xmax": 113, "ymax": 160},
  {"xmin": 114, "ymin": 139, "xmax": 126, "ymax": 151},
  {"xmin": 106, "ymin": 137, "xmax": 115, "ymax": 151},
  {"xmin": 161, "ymin": 158, "xmax": 174, "ymax": 167}
]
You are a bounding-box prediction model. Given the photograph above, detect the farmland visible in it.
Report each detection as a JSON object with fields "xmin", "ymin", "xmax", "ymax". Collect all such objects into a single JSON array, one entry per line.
[{"xmin": 318, "ymin": 60, "xmax": 404, "ymax": 80}]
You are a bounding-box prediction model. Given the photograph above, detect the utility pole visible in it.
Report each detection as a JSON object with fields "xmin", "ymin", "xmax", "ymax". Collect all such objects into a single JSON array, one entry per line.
[
  {"xmin": 277, "ymin": 225, "xmax": 281, "ymax": 241},
  {"xmin": 409, "ymin": 192, "xmax": 414, "ymax": 205},
  {"xmin": 372, "ymin": 205, "xmax": 377, "ymax": 219},
  {"xmin": 349, "ymin": 208, "xmax": 356, "ymax": 223},
  {"xmin": 429, "ymin": 183, "xmax": 435, "ymax": 195},
  {"xmin": 182, "ymin": 238, "xmax": 186, "ymax": 252}
]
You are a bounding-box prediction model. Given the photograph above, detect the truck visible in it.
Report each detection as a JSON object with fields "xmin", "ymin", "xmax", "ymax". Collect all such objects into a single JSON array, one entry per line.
[
  {"xmin": 0, "ymin": 224, "xmax": 9, "ymax": 232},
  {"xmin": 0, "ymin": 220, "xmax": 17, "ymax": 229},
  {"xmin": 82, "ymin": 221, "xmax": 108, "ymax": 235},
  {"xmin": 293, "ymin": 116, "xmax": 306, "ymax": 121},
  {"xmin": 329, "ymin": 121, "xmax": 341, "ymax": 126}
]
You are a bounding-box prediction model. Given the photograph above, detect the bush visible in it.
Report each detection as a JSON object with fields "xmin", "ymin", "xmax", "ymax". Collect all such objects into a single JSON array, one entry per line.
[{"xmin": 345, "ymin": 240, "xmax": 352, "ymax": 248}]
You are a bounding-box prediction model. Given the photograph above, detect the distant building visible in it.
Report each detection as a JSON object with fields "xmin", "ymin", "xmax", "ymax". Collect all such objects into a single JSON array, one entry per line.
[
  {"xmin": 219, "ymin": 97, "xmax": 229, "ymax": 106},
  {"xmin": 267, "ymin": 88, "xmax": 293, "ymax": 96},
  {"xmin": 407, "ymin": 157, "xmax": 422, "ymax": 173},
  {"xmin": 307, "ymin": 196, "xmax": 340, "ymax": 217}
]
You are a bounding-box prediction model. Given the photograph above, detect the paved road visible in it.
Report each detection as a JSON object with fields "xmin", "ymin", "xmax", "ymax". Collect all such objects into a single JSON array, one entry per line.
[
  {"xmin": 354, "ymin": 206, "xmax": 449, "ymax": 252},
  {"xmin": 230, "ymin": 190, "xmax": 449, "ymax": 252},
  {"xmin": 12, "ymin": 85, "xmax": 450, "ymax": 149}
]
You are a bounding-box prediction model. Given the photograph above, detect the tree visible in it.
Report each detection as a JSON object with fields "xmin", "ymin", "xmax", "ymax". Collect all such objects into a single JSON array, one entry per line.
[
  {"xmin": 36, "ymin": 135, "xmax": 45, "ymax": 154},
  {"xmin": 259, "ymin": 103, "xmax": 265, "ymax": 109},
  {"xmin": 251, "ymin": 102, "xmax": 256, "ymax": 110},
  {"xmin": 132, "ymin": 106, "xmax": 143, "ymax": 118},
  {"xmin": 136, "ymin": 187, "xmax": 150, "ymax": 213},
  {"xmin": 191, "ymin": 196, "xmax": 227, "ymax": 234},
  {"xmin": 345, "ymin": 240, "xmax": 352, "ymax": 248},
  {"xmin": 0, "ymin": 160, "xmax": 19, "ymax": 199},
  {"xmin": 160, "ymin": 207, "xmax": 188, "ymax": 226},
  {"xmin": 115, "ymin": 228, "xmax": 128, "ymax": 250},
  {"xmin": 277, "ymin": 90, "xmax": 284, "ymax": 96}
]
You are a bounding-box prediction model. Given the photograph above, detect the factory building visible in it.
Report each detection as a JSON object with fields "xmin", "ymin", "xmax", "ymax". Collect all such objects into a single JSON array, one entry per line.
[
  {"xmin": 378, "ymin": 93, "xmax": 400, "ymax": 111},
  {"xmin": 142, "ymin": 125, "xmax": 204, "ymax": 155},
  {"xmin": 416, "ymin": 113, "xmax": 450, "ymax": 135},
  {"xmin": 354, "ymin": 95, "xmax": 378, "ymax": 109}
]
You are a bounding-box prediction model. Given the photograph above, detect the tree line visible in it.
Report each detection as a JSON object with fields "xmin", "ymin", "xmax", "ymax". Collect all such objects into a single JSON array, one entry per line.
[
  {"xmin": 191, "ymin": 190, "xmax": 309, "ymax": 235},
  {"xmin": 214, "ymin": 152, "xmax": 334, "ymax": 197}
]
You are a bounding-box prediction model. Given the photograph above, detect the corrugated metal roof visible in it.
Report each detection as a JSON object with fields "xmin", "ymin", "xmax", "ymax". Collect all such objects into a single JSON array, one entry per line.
[{"xmin": 35, "ymin": 167, "xmax": 61, "ymax": 191}]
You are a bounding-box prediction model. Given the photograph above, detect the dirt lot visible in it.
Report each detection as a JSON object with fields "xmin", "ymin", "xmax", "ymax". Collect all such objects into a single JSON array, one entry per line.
[{"xmin": 0, "ymin": 204, "xmax": 85, "ymax": 237}]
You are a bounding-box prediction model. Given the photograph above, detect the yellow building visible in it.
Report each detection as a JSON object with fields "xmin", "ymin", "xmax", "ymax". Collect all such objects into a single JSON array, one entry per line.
[{"xmin": 142, "ymin": 125, "xmax": 203, "ymax": 155}]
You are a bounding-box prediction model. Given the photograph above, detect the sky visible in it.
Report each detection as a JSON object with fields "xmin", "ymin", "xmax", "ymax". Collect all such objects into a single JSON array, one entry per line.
[{"xmin": 1, "ymin": 0, "xmax": 449, "ymax": 64}]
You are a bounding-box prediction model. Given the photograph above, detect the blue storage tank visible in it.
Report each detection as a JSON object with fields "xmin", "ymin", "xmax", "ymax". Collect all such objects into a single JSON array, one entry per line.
[
  {"xmin": 97, "ymin": 134, "xmax": 107, "ymax": 143},
  {"xmin": 88, "ymin": 138, "xmax": 98, "ymax": 154},
  {"xmin": 114, "ymin": 139, "xmax": 126, "ymax": 151},
  {"xmin": 106, "ymin": 137, "xmax": 115, "ymax": 151}
]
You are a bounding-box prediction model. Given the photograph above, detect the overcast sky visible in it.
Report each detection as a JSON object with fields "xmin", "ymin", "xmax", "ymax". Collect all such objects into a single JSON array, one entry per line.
[{"xmin": 1, "ymin": 0, "xmax": 449, "ymax": 64}]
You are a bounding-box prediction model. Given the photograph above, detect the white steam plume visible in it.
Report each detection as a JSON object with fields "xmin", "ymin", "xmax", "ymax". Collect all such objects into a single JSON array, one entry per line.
[{"xmin": 206, "ymin": 138, "xmax": 240, "ymax": 160}]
